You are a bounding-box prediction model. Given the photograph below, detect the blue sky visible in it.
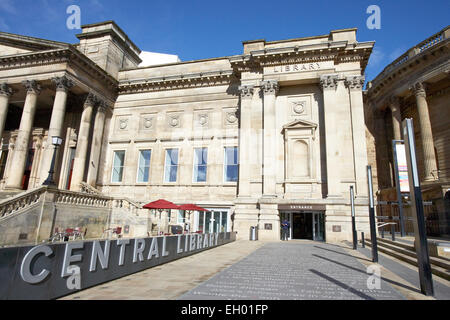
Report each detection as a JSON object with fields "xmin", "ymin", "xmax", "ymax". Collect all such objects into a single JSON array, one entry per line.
[{"xmin": 0, "ymin": 0, "xmax": 448, "ymax": 82}]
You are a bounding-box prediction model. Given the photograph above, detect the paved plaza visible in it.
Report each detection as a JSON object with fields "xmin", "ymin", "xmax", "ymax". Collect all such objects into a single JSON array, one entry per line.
[
  {"xmin": 59, "ymin": 240, "xmax": 450, "ymax": 301},
  {"xmin": 179, "ymin": 242, "xmax": 405, "ymax": 300}
]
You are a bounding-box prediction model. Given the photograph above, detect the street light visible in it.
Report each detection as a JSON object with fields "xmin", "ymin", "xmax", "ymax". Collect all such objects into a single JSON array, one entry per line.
[{"xmin": 42, "ymin": 136, "xmax": 63, "ymax": 187}]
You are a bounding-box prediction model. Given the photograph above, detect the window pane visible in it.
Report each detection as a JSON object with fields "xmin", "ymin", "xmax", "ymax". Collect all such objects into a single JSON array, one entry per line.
[
  {"xmin": 112, "ymin": 151, "xmax": 125, "ymax": 182},
  {"xmin": 164, "ymin": 149, "xmax": 178, "ymax": 182},
  {"xmin": 224, "ymin": 147, "xmax": 238, "ymax": 182},
  {"xmin": 198, "ymin": 212, "xmax": 204, "ymax": 233},
  {"xmin": 221, "ymin": 211, "xmax": 228, "ymax": 233},
  {"xmin": 205, "ymin": 212, "xmax": 211, "ymax": 234},
  {"xmin": 137, "ymin": 150, "xmax": 151, "ymax": 182},
  {"xmin": 194, "ymin": 148, "xmax": 207, "ymax": 182}
]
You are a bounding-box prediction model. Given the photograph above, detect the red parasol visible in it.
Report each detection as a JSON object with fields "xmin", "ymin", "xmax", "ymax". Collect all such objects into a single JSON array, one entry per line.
[
  {"xmin": 178, "ymin": 204, "xmax": 209, "ymax": 212},
  {"xmin": 143, "ymin": 199, "xmax": 181, "ymax": 210}
]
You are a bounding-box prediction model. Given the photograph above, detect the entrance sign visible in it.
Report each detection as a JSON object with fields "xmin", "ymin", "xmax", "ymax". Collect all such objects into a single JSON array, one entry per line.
[
  {"xmin": 392, "ymin": 140, "xmax": 408, "ymax": 236},
  {"xmin": 403, "ymin": 118, "xmax": 434, "ymax": 296},
  {"xmin": 278, "ymin": 204, "xmax": 326, "ymax": 211},
  {"xmin": 0, "ymin": 232, "xmax": 236, "ymax": 300},
  {"xmin": 393, "ymin": 141, "xmax": 410, "ymax": 193}
]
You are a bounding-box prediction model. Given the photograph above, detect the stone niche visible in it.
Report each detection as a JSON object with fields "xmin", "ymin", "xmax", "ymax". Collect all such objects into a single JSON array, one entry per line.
[{"xmin": 282, "ymin": 119, "xmax": 321, "ymax": 198}]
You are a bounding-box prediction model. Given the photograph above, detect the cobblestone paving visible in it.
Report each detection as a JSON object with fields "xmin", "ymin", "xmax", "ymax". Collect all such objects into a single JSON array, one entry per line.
[{"xmin": 179, "ymin": 242, "xmax": 406, "ymax": 300}]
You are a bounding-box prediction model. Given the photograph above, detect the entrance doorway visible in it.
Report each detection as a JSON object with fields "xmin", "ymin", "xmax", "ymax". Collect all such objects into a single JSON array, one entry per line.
[{"xmin": 280, "ymin": 211, "xmax": 325, "ymax": 241}]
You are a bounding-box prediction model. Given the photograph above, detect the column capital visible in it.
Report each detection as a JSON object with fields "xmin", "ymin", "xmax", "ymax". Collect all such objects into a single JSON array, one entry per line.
[
  {"xmin": 22, "ymin": 80, "xmax": 41, "ymax": 95},
  {"xmin": 96, "ymin": 100, "xmax": 107, "ymax": 113},
  {"xmin": 52, "ymin": 76, "xmax": 74, "ymax": 92},
  {"xmin": 83, "ymin": 92, "xmax": 98, "ymax": 108},
  {"xmin": 238, "ymin": 85, "xmax": 254, "ymax": 99},
  {"xmin": 319, "ymin": 74, "xmax": 338, "ymax": 91},
  {"xmin": 388, "ymin": 95, "xmax": 401, "ymax": 110},
  {"xmin": 411, "ymin": 82, "xmax": 426, "ymax": 98},
  {"xmin": 261, "ymin": 80, "xmax": 279, "ymax": 95},
  {"xmin": 345, "ymin": 75, "xmax": 365, "ymax": 91},
  {"xmin": 0, "ymin": 83, "xmax": 13, "ymax": 97}
]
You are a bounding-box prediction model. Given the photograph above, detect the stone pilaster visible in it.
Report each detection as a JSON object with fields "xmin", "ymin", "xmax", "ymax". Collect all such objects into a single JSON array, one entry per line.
[
  {"xmin": 6, "ymin": 80, "xmax": 41, "ymax": 190},
  {"xmin": 70, "ymin": 93, "xmax": 96, "ymax": 191},
  {"xmin": 86, "ymin": 101, "xmax": 107, "ymax": 187},
  {"xmin": 411, "ymin": 82, "xmax": 438, "ymax": 181},
  {"xmin": 0, "ymin": 83, "xmax": 13, "ymax": 145},
  {"xmin": 237, "ymin": 84, "xmax": 254, "ymax": 197},
  {"xmin": 345, "ymin": 75, "xmax": 368, "ymax": 198},
  {"xmin": 320, "ymin": 74, "xmax": 341, "ymax": 198},
  {"xmin": 261, "ymin": 80, "xmax": 279, "ymax": 196},
  {"xmin": 388, "ymin": 95, "xmax": 402, "ymax": 141},
  {"xmin": 39, "ymin": 76, "xmax": 73, "ymax": 184}
]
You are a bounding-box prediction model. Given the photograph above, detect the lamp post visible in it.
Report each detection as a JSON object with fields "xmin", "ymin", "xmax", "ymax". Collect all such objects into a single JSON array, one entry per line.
[{"xmin": 42, "ymin": 136, "xmax": 63, "ymax": 187}]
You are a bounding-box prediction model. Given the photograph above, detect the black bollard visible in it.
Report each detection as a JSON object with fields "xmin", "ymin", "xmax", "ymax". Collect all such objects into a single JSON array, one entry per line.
[
  {"xmin": 391, "ymin": 224, "xmax": 396, "ymax": 241},
  {"xmin": 361, "ymin": 232, "xmax": 365, "ymax": 248}
]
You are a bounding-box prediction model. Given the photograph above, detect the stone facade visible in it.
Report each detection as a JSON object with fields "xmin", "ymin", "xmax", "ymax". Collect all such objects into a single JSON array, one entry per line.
[
  {"xmin": 0, "ymin": 21, "xmax": 376, "ymax": 243},
  {"xmin": 365, "ymin": 26, "xmax": 450, "ymax": 237}
]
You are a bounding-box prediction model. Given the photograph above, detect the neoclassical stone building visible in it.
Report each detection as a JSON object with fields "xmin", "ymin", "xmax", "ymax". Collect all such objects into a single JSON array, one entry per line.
[
  {"xmin": 365, "ymin": 26, "xmax": 449, "ymax": 237},
  {"xmin": 0, "ymin": 21, "xmax": 375, "ymax": 243}
]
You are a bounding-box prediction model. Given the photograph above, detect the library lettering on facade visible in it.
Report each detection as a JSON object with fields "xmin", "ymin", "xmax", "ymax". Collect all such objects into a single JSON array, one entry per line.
[{"xmin": 0, "ymin": 21, "xmax": 448, "ymax": 245}]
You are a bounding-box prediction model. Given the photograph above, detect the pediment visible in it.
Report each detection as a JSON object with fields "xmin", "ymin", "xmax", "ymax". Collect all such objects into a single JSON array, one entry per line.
[
  {"xmin": 282, "ymin": 119, "xmax": 318, "ymax": 131},
  {"xmin": 0, "ymin": 32, "xmax": 68, "ymax": 57}
]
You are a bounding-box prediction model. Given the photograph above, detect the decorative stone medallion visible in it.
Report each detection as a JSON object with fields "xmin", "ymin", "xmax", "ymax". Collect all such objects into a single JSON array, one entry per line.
[
  {"xmin": 119, "ymin": 119, "xmax": 128, "ymax": 130},
  {"xmin": 226, "ymin": 111, "xmax": 238, "ymax": 125},
  {"xmin": 168, "ymin": 114, "xmax": 181, "ymax": 128},
  {"xmin": 143, "ymin": 117, "xmax": 153, "ymax": 129},
  {"xmin": 292, "ymin": 101, "xmax": 305, "ymax": 114},
  {"xmin": 197, "ymin": 114, "xmax": 208, "ymax": 127}
]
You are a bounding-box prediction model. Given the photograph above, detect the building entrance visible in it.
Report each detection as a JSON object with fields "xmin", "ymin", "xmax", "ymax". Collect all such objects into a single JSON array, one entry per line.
[{"xmin": 280, "ymin": 211, "xmax": 325, "ymax": 241}]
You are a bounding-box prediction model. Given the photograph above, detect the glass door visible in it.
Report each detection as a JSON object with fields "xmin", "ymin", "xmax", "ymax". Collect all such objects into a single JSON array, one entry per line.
[{"xmin": 313, "ymin": 212, "xmax": 325, "ymax": 241}]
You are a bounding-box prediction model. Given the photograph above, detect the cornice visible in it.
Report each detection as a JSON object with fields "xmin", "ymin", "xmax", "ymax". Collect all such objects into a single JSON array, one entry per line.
[
  {"xmin": 0, "ymin": 46, "xmax": 118, "ymax": 91},
  {"xmin": 229, "ymin": 41, "xmax": 373, "ymax": 74},
  {"xmin": 118, "ymin": 70, "xmax": 237, "ymax": 94}
]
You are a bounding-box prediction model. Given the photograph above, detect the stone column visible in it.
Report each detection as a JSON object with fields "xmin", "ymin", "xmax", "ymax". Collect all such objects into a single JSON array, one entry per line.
[
  {"xmin": 70, "ymin": 93, "xmax": 96, "ymax": 191},
  {"xmin": 6, "ymin": 80, "xmax": 41, "ymax": 190},
  {"xmin": 237, "ymin": 85, "xmax": 254, "ymax": 197},
  {"xmin": 0, "ymin": 83, "xmax": 13, "ymax": 144},
  {"xmin": 320, "ymin": 75, "xmax": 341, "ymax": 198},
  {"xmin": 411, "ymin": 82, "xmax": 438, "ymax": 181},
  {"xmin": 388, "ymin": 96, "xmax": 402, "ymax": 141},
  {"xmin": 345, "ymin": 76, "xmax": 369, "ymax": 197},
  {"xmin": 86, "ymin": 101, "xmax": 107, "ymax": 187},
  {"xmin": 39, "ymin": 76, "xmax": 73, "ymax": 184},
  {"xmin": 261, "ymin": 80, "xmax": 279, "ymax": 196}
]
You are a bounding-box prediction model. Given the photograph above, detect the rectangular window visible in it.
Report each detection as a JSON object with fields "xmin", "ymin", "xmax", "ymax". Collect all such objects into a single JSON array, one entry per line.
[
  {"xmin": 0, "ymin": 150, "xmax": 8, "ymax": 180},
  {"xmin": 224, "ymin": 147, "xmax": 238, "ymax": 182},
  {"xmin": 193, "ymin": 148, "xmax": 207, "ymax": 182},
  {"xmin": 137, "ymin": 150, "xmax": 151, "ymax": 183},
  {"xmin": 112, "ymin": 150, "xmax": 125, "ymax": 183},
  {"xmin": 164, "ymin": 149, "xmax": 179, "ymax": 182}
]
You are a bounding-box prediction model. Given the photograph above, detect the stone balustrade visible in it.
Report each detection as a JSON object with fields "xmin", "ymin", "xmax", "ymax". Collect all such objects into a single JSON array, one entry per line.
[
  {"xmin": 369, "ymin": 26, "xmax": 448, "ymax": 89},
  {"xmin": 0, "ymin": 186, "xmax": 47, "ymax": 219},
  {"xmin": 55, "ymin": 189, "xmax": 111, "ymax": 208}
]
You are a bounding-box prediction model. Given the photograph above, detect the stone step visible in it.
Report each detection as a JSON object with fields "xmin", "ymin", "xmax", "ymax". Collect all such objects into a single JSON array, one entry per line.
[
  {"xmin": 376, "ymin": 237, "xmax": 415, "ymax": 251},
  {"xmin": 364, "ymin": 239, "xmax": 450, "ymax": 281},
  {"xmin": 374, "ymin": 238, "xmax": 450, "ymax": 270}
]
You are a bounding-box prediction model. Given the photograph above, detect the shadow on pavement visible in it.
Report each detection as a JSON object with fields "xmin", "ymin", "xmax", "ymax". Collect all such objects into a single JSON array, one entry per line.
[
  {"xmin": 312, "ymin": 253, "xmax": 421, "ymax": 294},
  {"xmin": 309, "ymin": 269, "xmax": 375, "ymax": 300}
]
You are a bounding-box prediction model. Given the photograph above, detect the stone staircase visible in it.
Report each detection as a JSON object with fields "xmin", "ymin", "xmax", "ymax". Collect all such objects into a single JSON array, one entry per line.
[
  {"xmin": 364, "ymin": 236, "xmax": 450, "ymax": 281},
  {"xmin": 0, "ymin": 190, "xmax": 23, "ymax": 201}
]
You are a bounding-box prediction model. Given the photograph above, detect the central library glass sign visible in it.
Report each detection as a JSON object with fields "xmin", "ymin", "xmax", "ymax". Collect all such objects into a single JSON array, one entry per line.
[{"xmin": 0, "ymin": 232, "xmax": 236, "ymax": 300}]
